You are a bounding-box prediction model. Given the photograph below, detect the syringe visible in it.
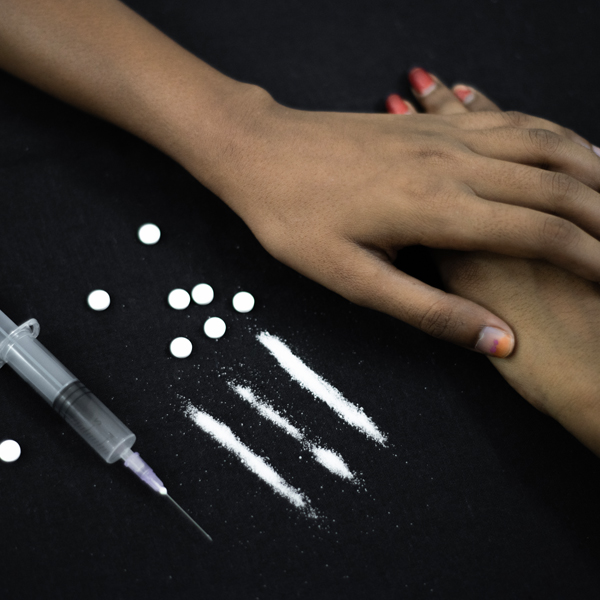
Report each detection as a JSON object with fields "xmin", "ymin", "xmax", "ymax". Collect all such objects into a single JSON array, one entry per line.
[{"xmin": 0, "ymin": 308, "xmax": 211, "ymax": 542}]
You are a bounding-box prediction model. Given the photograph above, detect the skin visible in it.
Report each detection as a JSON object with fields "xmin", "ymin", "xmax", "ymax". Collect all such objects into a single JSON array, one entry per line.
[
  {"xmin": 3, "ymin": 0, "xmax": 600, "ymax": 355},
  {"xmin": 398, "ymin": 79, "xmax": 600, "ymax": 456},
  {"xmin": 0, "ymin": 1, "xmax": 599, "ymax": 453}
]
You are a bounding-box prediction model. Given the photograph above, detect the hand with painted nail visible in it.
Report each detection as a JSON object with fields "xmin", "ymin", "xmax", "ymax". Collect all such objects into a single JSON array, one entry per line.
[
  {"xmin": 212, "ymin": 67, "xmax": 600, "ymax": 358},
  {"xmin": 2, "ymin": 1, "xmax": 600, "ymax": 358},
  {"xmin": 403, "ymin": 71, "xmax": 600, "ymax": 456}
]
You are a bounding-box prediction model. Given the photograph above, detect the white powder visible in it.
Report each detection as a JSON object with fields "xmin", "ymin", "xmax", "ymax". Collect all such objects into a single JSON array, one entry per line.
[
  {"xmin": 257, "ymin": 332, "xmax": 387, "ymax": 445},
  {"xmin": 231, "ymin": 384, "xmax": 355, "ymax": 481},
  {"xmin": 185, "ymin": 404, "xmax": 309, "ymax": 510},
  {"xmin": 310, "ymin": 446, "xmax": 354, "ymax": 480},
  {"xmin": 232, "ymin": 384, "xmax": 302, "ymax": 440}
]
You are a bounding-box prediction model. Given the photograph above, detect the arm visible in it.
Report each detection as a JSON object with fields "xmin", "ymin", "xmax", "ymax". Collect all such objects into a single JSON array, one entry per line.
[
  {"xmin": 4, "ymin": 0, "xmax": 600, "ymax": 358},
  {"xmin": 0, "ymin": 0, "xmax": 264, "ymax": 190}
]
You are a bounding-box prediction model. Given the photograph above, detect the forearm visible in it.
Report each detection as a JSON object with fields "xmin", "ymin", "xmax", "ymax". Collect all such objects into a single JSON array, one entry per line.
[{"xmin": 0, "ymin": 0, "xmax": 265, "ymax": 189}]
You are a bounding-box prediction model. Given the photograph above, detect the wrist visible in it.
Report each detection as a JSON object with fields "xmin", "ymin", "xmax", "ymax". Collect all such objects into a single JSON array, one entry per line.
[{"xmin": 161, "ymin": 75, "xmax": 277, "ymax": 196}]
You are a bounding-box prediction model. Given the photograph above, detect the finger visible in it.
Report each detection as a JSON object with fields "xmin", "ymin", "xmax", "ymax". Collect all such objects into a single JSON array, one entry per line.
[
  {"xmin": 449, "ymin": 109, "xmax": 596, "ymax": 153},
  {"xmin": 337, "ymin": 245, "xmax": 515, "ymax": 356},
  {"xmin": 461, "ymin": 156, "xmax": 600, "ymax": 239},
  {"xmin": 430, "ymin": 196, "xmax": 600, "ymax": 284},
  {"xmin": 462, "ymin": 124, "xmax": 600, "ymax": 191},
  {"xmin": 385, "ymin": 94, "xmax": 417, "ymax": 115},
  {"xmin": 408, "ymin": 67, "xmax": 470, "ymax": 115},
  {"xmin": 452, "ymin": 84, "xmax": 501, "ymax": 112}
]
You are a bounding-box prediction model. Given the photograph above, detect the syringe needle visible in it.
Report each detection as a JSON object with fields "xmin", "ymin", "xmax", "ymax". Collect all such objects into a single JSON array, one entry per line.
[{"xmin": 163, "ymin": 492, "xmax": 213, "ymax": 542}]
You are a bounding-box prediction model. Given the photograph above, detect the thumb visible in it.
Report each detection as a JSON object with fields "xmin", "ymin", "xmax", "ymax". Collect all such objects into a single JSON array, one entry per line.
[{"xmin": 345, "ymin": 249, "xmax": 515, "ymax": 357}]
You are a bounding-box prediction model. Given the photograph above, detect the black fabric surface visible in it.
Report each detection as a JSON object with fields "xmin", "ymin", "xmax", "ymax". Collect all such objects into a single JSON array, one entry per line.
[{"xmin": 1, "ymin": 1, "xmax": 600, "ymax": 598}]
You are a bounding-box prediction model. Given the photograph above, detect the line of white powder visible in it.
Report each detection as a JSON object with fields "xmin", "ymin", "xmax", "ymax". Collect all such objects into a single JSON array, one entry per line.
[
  {"xmin": 185, "ymin": 404, "xmax": 309, "ymax": 510},
  {"xmin": 232, "ymin": 384, "xmax": 303, "ymax": 441},
  {"xmin": 231, "ymin": 384, "xmax": 355, "ymax": 481},
  {"xmin": 257, "ymin": 332, "xmax": 387, "ymax": 445}
]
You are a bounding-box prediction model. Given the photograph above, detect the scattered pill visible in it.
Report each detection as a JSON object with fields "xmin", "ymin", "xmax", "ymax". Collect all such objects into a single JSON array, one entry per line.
[
  {"xmin": 170, "ymin": 337, "xmax": 193, "ymax": 358},
  {"xmin": 192, "ymin": 283, "xmax": 214, "ymax": 306},
  {"xmin": 87, "ymin": 289, "xmax": 111, "ymax": 311},
  {"xmin": 0, "ymin": 439, "xmax": 21, "ymax": 463},
  {"xmin": 204, "ymin": 317, "xmax": 226, "ymax": 339},
  {"xmin": 168, "ymin": 288, "xmax": 191, "ymax": 310},
  {"xmin": 232, "ymin": 291, "xmax": 255, "ymax": 313},
  {"xmin": 138, "ymin": 223, "xmax": 161, "ymax": 245}
]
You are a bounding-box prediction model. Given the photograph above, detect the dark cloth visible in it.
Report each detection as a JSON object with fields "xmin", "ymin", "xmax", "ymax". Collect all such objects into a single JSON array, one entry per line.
[{"xmin": 1, "ymin": 1, "xmax": 599, "ymax": 598}]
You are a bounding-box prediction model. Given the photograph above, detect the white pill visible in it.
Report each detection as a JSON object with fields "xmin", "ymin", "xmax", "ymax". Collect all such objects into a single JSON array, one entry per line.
[
  {"xmin": 170, "ymin": 337, "xmax": 193, "ymax": 358},
  {"xmin": 204, "ymin": 317, "xmax": 226, "ymax": 339},
  {"xmin": 168, "ymin": 288, "xmax": 191, "ymax": 310},
  {"xmin": 191, "ymin": 283, "xmax": 214, "ymax": 306},
  {"xmin": 87, "ymin": 289, "xmax": 111, "ymax": 311},
  {"xmin": 0, "ymin": 440, "xmax": 21, "ymax": 463},
  {"xmin": 138, "ymin": 223, "xmax": 161, "ymax": 245},
  {"xmin": 232, "ymin": 291, "xmax": 255, "ymax": 313}
]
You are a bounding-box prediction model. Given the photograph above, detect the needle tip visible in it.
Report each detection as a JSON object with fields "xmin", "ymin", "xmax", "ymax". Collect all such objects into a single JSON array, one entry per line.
[{"xmin": 164, "ymin": 493, "xmax": 212, "ymax": 542}]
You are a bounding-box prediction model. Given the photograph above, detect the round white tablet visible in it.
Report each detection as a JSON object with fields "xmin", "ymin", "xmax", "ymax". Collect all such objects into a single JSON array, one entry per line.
[
  {"xmin": 204, "ymin": 317, "xmax": 226, "ymax": 339},
  {"xmin": 87, "ymin": 289, "xmax": 111, "ymax": 311},
  {"xmin": 168, "ymin": 288, "xmax": 191, "ymax": 310},
  {"xmin": 138, "ymin": 223, "xmax": 161, "ymax": 245},
  {"xmin": 191, "ymin": 283, "xmax": 214, "ymax": 306},
  {"xmin": 170, "ymin": 337, "xmax": 192, "ymax": 358},
  {"xmin": 232, "ymin": 291, "xmax": 255, "ymax": 313},
  {"xmin": 0, "ymin": 439, "xmax": 21, "ymax": 463}
]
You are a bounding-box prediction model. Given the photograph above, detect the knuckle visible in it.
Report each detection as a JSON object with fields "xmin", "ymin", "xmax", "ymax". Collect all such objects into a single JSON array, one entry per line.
[
  {"xmin": 503, "ymin": 110, "xmax": 530, "ymax": 128},
  {"xmin": 527, "ymin": 128, "xmax": 561, "ymax": 156},
  {"xmin": 412, "ymin": 142, "xmax": 462, "ymax": 168},
  {"xmin": 414, "ymin": 146, "xmax": 452, "ymax": 164},
  {"xmin": 418, "ymin": 298, "xmax": 458, "ymax": 339},
  {"xmin": 544, "ymin": 171, "xmax": 582, "ymax": 208},
  {"xmin": 539, "ymin": 215, "xmax": 579, "ymax": 248}
]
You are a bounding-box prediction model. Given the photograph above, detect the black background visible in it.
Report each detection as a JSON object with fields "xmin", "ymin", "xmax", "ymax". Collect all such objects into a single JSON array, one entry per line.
[{"xmin": 1, "ymin": 1, "xmax": 600, "ymax": 598}]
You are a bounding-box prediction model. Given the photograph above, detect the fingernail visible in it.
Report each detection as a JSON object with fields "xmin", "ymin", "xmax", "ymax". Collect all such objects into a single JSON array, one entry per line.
[
  {"xmin": 386, "ymin": 94, "xmax": 411, "ymax": 115},
  {"xmin": 408, "ymin": 68, "xmax": 436, "ymax": 97},
  {"xmin": 453, "ymin": 85, "xmax": 475, "ymax": 105},
  {"xmin": 474, "ymin": 326, "xmax": 514, "ymax": 358},
  {"xmin": 593, "ymin": 145, "xmax": 600, "ymax": 158}
]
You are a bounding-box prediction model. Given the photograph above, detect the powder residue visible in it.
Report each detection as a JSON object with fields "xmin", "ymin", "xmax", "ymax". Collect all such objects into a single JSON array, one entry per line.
[
  {"xmin": 185, "ymin": 404, "xmax": 310, "ymax": 511},
  {"xmin": 257, "ymin": 332, "xmax": 387, "ymax": 445},
  {"xmin": 310, "ymin": 446, "xmax": 354, "ymax": 480},
  {"xmin": 231, "ymin": 383, "xmax": 356, "ymax": 481},
  {"xmin": 232, "ymin": 384, "xmax": 302, "ymax": 441}
]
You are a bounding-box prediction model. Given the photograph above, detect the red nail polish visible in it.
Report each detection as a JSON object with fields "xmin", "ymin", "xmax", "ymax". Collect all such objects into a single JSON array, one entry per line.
[
  {"xmin": 453, "ymin": 85, "xmax": 474, "ymax": 104},
  {"xmin": 385, "ymin": 94, "xmax": 410, "ymax": 115},
  {"xmin": 408, "ymin": 68, "xmax": 436, "ymax": 96}
]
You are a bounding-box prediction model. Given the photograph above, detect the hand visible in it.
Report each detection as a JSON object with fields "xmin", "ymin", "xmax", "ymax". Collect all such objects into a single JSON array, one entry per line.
[
  {"xmin": 3, "ymin": 2, "xmax": 600, "ymax": 358},
  {"xmin": 397, "ymin": 71, "xmax": 600, "ymax": 456},
  {"xmin": 203, "ymin": 78, "xmax": 600, "ymax": 357}
]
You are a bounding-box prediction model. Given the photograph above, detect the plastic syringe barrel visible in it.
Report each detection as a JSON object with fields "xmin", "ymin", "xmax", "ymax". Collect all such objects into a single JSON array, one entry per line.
[{"xmin": 0, "ymin": 310, "xmax": 136, "ymax": 464}]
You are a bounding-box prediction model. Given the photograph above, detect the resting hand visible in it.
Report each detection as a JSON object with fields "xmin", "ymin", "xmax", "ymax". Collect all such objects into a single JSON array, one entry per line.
[
  {"xmin": 206, "ymin": 77, "xmax": 600, "ymax": 356},
  {"xmin": 398, "ymin": 71, "xmax": 600, "ymax": 455},
  {"xmin": 2, "ymin": 2, "xmax": 600, "ymax": 356}
]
